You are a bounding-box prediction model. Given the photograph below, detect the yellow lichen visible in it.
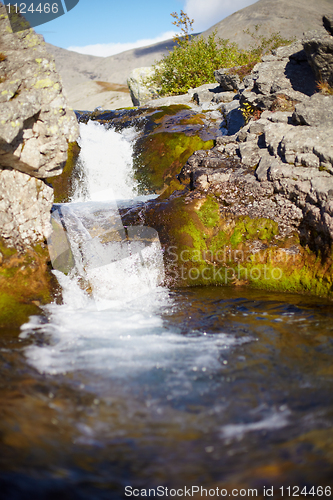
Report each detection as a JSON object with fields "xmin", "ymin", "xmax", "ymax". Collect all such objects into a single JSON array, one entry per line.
[{"xmin": 34, "ymin": 79, "xmax": 54, "ymax": 89}]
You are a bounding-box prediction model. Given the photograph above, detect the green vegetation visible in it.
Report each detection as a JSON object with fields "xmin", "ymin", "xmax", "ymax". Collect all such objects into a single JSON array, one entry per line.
[
  {"xmin": 150, "ymin": 12, "xmax": 294, "ymax": 96},
  {"xmin": 133, "ymin": 132, "xmax": 213, "ymax": 193}
]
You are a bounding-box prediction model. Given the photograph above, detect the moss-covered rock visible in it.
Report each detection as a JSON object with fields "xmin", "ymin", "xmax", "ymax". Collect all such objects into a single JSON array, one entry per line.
[
  {"xmin": 0, "ymin": 239, "xmax": 56, "ymax": 329},
  {"xmin": 140, "ymin": 190, "xmax": 333, "ymax": 297},
  {"xmin": 133, "ymin": 132, "xmax": 213, "ymax": 193}
]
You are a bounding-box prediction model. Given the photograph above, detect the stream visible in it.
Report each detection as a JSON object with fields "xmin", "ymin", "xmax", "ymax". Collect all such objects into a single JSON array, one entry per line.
[{"xmin": 0, "ymin": 121, "xmax": 333, "ymax": 499}]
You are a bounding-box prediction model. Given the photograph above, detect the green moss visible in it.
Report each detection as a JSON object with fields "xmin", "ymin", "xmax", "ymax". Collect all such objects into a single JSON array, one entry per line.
[
  {"xmin": 0, "ymin": 239, "xmax": 17, "ymax": 258},
  {"xmin": 196, "ymin": 196, "xmax": 220, "ymax": 228},
  {"xmin": 133, "ymin": 132, "xmax": 213, "ymax": 193},
  {"xmin": 229, "ymin": 217, "xmax": 279, "ymax": 247},
  {"xmin": 158, "ymin": 179, "xmax": 185, "ymax": 199},
  {"xmin": 0, "ymin": 240, "xmax": 56, "ymax": 329},
  {"xmin": 179, "ymin": 115, "xmax": 205, "ymax": 126},
  {"xmin": 0, "ymin": 293, "xmax": 40, "ymax": 329}
]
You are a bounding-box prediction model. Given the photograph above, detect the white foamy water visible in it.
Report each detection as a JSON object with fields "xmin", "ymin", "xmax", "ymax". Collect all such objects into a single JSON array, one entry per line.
[
  {"xmin": 21, "ymin": 120, "xmax": 251, "ymax": 390},
  {"xmin": 73, "ymin": 120, "xmax": 139, "ymax": 201}
]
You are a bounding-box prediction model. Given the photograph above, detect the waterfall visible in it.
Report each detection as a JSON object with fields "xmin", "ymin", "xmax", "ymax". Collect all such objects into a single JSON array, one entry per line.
[
  {"xmin": 47, "ymin": 120, "xmax": 165, "ymax": 306},
  {"xmin": 20, "ymin": 120, "xmax": 250, "ymax": 394},
  {"xmin": 71, "ymin": 120, "xmax": 139, "ymax": 202}
]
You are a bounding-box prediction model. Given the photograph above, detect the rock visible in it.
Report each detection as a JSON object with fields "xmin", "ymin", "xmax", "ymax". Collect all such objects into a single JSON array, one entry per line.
[
  {"xmin": 221, "ymin": 100, "xmax": 245, "ymax": 136},
  {"xmin": 323, "ymin": 15, "xmax": 333, "ymax": 36},
  {"xmin": 211, "ymin": 91, "xmax": 235, "ymax": 104},
  {"xmin": 238, "ymin": 141, "xmax": 261, "ymax": 167},
  {"xmin": 0, "ymin": 7, "xmax": 78, "ymax": 180},
  {"xmin": 0, "ymin": 5, "xmax": 79, "ymax": 249},
  {"xmin": 266, "ymin": 111, "xmax": 293, "ymax": 124},
  {"xmin": 293, "ymin": 93, "xmax": 333, "ymax": 126},
  {"xmin": 0, "ymin": 169, "xmax": 53, "ymax": 248},
  {"xmin": 240, "ymin": 41, "xmax": 316, "ymax": 112},
  {"xmin": 144, "ymin": 85, "xmax": 236, "ymax": 110},
  {"xmin": 214, "ymin": 68, "xmax": 241, "ymax": 91},
  {"xmin": 303, "ymin": 31, "xmax": 333, "ymax": 86},
  {"xmin": 144, "ymin": 93, "xmax": 194, "ymax": 108},
  {"xmin": 127, "ymin": 67, "xmax": 160, "ymax": 106},
  {"xmin": 192, "ymin": 83, "xmax": 225, "ymax": 105}
]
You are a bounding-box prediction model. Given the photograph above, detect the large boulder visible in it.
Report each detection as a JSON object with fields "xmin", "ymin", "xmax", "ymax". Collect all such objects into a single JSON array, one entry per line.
[
  {"xmin": 303, "ymin": 30, "xmax": 333, "ymax": 86},
  {"xmin": 127, "ymin": 67, "xmax": 160, "ymax": 106},
  {"xmin": 0, "ymin": 4, "xmax": 79, "ymax": 248}
]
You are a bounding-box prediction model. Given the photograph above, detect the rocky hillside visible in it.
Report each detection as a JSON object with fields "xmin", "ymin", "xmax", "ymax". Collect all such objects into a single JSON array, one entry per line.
[
  {"xmin": 204, "ymin": 0, "xmax": 333, "ymax": 49},
  {"xmin": 45, "ymin": 0, "xmax": 333, "ymax": 110},
  {"xmin": 46, "ymin": 38, "xmax": 178, "ymax": 110}
]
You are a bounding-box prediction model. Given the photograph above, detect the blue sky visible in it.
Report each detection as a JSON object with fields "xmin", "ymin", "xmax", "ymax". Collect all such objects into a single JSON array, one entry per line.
[{"xmin": 34, "ymin": 0, "xmax": 257, "ymax": 56}]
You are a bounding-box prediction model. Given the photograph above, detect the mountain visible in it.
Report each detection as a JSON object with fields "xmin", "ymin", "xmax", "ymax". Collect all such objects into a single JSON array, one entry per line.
[
  {"xmin": 203, "ymin": 0, "xmax": 333, "ymax": 49},
  {"xmin": 46, "ymin": 0, "xmax": 333, "ymax": 110},
  {"xmin": 46, "ymin": 39, "xmax": 178, "ymax": 110}
]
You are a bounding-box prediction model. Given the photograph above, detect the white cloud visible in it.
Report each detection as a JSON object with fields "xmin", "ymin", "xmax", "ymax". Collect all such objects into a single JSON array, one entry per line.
[
  {"xmin": 184, "ymin": 0, "xmax": 258, "ymax": 32},
  {"xmin": 67, "ymin": 31, "xmax": 178, "ymax": 57}
]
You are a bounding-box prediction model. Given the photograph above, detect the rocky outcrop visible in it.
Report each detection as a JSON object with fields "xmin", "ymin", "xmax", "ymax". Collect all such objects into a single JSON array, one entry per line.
[
  {"xmin": 127, "ymin": 20, "xmax": 333, "ymax": 296},
  {"xmin": 0, "ymin": 4, "xmax": 79, "ymax": 248},
  {"xmin": 303, "ymin": 29, "xmax": 333, "ymax": 86}
]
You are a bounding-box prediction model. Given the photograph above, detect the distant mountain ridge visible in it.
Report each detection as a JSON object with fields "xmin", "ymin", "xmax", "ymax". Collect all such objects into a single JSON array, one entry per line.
[
  {"xmin": 203, "ymin": 0, "xmax": 333, "ymax": 49},
  {"xmin": 46, "ymin": 0, "xmax": 333, "ymax": 110}
]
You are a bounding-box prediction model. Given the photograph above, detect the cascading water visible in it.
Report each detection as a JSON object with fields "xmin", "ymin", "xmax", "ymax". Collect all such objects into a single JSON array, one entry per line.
[
  {"xmin": 6, "ymin": 118, "xmax": 333, "ymax": 496},
  {"xmin": 21, "ymin": 121, "xmax": 251, "ymax": 385}
]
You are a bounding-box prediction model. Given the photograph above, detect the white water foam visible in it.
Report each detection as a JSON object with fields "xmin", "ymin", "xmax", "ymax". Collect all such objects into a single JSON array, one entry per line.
[{"xmin": 73, "ymin": 121, "xmax": 139, "ymax": 202}]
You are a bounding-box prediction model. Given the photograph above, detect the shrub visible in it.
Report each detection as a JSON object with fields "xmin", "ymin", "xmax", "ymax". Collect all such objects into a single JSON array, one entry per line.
[
  {"xmin": 152, "ymin": 32, "xmax": 251, "ymax": 96},
  {"xmin": 150, "ymin": 13, "xmax": 294, "ymax": 97}
]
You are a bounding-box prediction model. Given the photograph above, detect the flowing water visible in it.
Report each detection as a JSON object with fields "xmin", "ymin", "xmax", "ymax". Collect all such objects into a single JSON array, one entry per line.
[{"xmin": 1, "ymin": 121, "xmax": 333, "ymax": 499}]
